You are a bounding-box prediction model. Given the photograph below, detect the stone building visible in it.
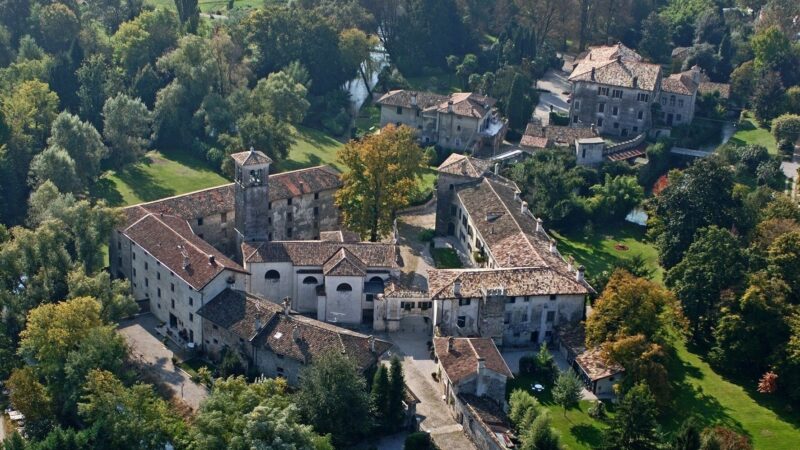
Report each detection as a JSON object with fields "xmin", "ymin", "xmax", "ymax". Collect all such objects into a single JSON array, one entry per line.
[
  {"xmin": 567, "ymin": 43, "xmax": 662, "ymax": 137},
  {"xmin": 557, "ymin": 325, "xmax": 624, "ymax": 399},
  {"xmin": 372, "ymin": 278, "xmax": 432, "ymax": 333},
  {"xmin": 433, "ymin": 337, "xmax": 514, "ymax": 450},
  {"xmin": 198, "ymin": 289, "xmax": 391, "ymax": 385},
  {"xmin": 376, "ymin": 90, "xmax": 507, "ymax": 152},
  {"xmin": 519, "ymin": 122, "xmax": 599, "ymax": 151},
  {"xmin": 659, "ymin": 67, "xmax": 701, "ymax": 127}
]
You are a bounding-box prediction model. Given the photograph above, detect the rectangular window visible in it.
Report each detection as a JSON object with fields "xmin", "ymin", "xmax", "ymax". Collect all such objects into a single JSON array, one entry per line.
[
  {"xmin": 550, "ymin": 294, "xmax": 557, "ymax": 300},
  {"xmin": 145, "ymin": 278, "xmax": 149, "ymax": 287},
  {"xmin": 598, "ymin": 87, "xmax": 609, "ymax": 96},
  {"xmin": 213, "ymin": 338, "xmax": 218, "ymax": 344},
  {"xmin": 157, "ymin": 288, "xmax": 161, "ymax": 298},
  {"xmin": 221, "ymin": 212, "xmax": 227, "ymax": 223},
  {"xmin": 546, "ymin": 311, "xmax": 555, "ymax": 322},
  {"xmin": 612, "ymin": 106, "xmax": 618, "ymax": 116},
  {"xmin": 420, "ymin": 302, "xmax": 432, "ymax": 310},
  {"xmin": 268, "ymin": 202, "xmax": 272, "ymax": 210},
  {"xmin": 677, "ymin": 114, "xmax": 682, "ymax": 122},
  {"xmin": 133, "ymin": 268, "xmax": 137, "ymax": 277},
  {"xmin": 597, "ymin": 118, "xmax": 604, "ymax": 127},
  {"xmin": 157, "ymin": 272, "xmax": 161, "ymax": 280},
  {"xmin": 574, "ymin": 100, "xmax": 581, "ymax": 110},
  {"xmin": 633, "ymin": 126, "xmax": 639, "ymax": 133},
  {"xmin": 277, "ymin": 353, "xmax": 284, "ymax": 359},
  {"xmin": 396, "ymin": 106, "xmax": 402, "ymax": 114},
  {"xmin": 507, "ymin": 297, "xmax": 516, "ymax": 304},
  {"xmin": 459, "ymin": 298, "xmax": 471, "ymax": 306},
  {"xmin": 612, "ymin": 89, "xmax": 623, "ymax": 98},
  {"xmin": 313, "ymin": 207, "xmax": 319, "ymax": 217},
  {"xmin": 637, "ymin": 93, "xmax": 649, "ymax": 102},
  {"xmin": 197, "ymin": 218, "xmax": 203, "ymax": 226},
  {"xmin": 670, "ymin": 96, "xmax": 676, "ymax": 107},
  {"xmin": 276, "ymin": 367, "xmax": 284, "ymax": 374},
  {"xmin": 132, "ymin": 251, "xmax": 136, "ymax": 260},
  {"xmin": 171, "ymin": 299, "xmax": 175, "ymax": 309},
  {"xmin": 117, "ymin": 241, "xmax": 121, "ymax": 250},
  {"xmin": 614, "ymin": 122, "xmax": 620, "ymax": 129},
  {"xmin": 457, "ymin": 316, "xmax": 466, "ymax": 328},
  {"xmin": 189, "ymin": 313, "xmax": 193, "ymax": 322},
  {"xmin": 572, "ymin": 115, "xmax": 578, "ymax": 123},
  {"xmin": 637, "ymin": 110, "xmax": 644, "ymax": 120},
  {"xmin": 287, "ymin": 198, "xmax": 292, "ymax": 206},
  {"xmin": 189, "ymin": 297, "xmax": 193, "ymax": 306},
  {"xmin": 144, "ymin": 262, "xmax": 148, "ymax": 270},
  {"xmin": 678, "ymin": 99, "xmax": 684, "ymax": 108},
  {"xmin": 598, "ymin": 103, "xmax": 605, "ymax": 113},
  {"xmin": 314, "ymin": 192, "xmax": 319, "ymax": 200},
  {"xmin": 171, "ymin": 283, "xmax": 175, "ymax": 292},
  {"xmin": 287, "ymin": 212, "xmax": 293, "ymax": 222},
  {"xmin": 268, "ymin": 217, "xmax": 272, "ymax": 225},
  {"xmin": 522, "ymin": 313, "xmax": 528, "ymax": 322},
  {"xmin": 366, "ymin": 294, "xmax": 374, "ymax": 302},
  {"xmin": 287, "ymin": 228, "xmax": 293, "ymax": 238},
  {"xmin": 402, "ymin": 302, "xmax": 413, "ymax": 311}
]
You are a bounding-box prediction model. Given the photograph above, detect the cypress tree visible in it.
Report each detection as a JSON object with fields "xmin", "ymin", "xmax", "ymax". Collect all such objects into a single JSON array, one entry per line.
[
  {"xmin": 371, "ymin": 364, "xmax": 390, "ymax": 430},
  {"xmin": 387, "ymin": 356, "xmax": 406, "ymax": 431}
]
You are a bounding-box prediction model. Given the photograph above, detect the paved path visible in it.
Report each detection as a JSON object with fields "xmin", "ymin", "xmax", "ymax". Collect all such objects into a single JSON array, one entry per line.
[
  {"xmin": 782, "ymin": 157, "xmax": 798, "ymax": 200},
  {"xmin": 388, "ymin": 331, "xmax": 478, "ymax": 450},
  {"xmin": 0, "ymin": 413, "xmax": 6, "ymax": 441},
  {"xmin": 396, "ymin": 205, "xmax": 436, "ymax": 290},
  {"xmin": 118, "ymin": 314, "xmax": 208, "ymax": 411},
  {"xmin": 534, "ymin": 69, "xmax": 571, "ymax": 125}
]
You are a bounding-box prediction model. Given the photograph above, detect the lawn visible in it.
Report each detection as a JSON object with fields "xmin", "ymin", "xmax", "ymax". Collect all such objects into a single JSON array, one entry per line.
[
  {"xmin": 276, "ymin": 126, "xmax": 345, "ymax": 172},
  {"xmin": 549, "ymin": 222, "xmax": 663, "ymax": 283},
  {"xmin": 728, "ymin": 114, "xmax": 778, "ymax": 155},
  {"xmin": 94, "ymin": 149, "xmax": 229, "ymax": 207},
  {"xmin": 431, "ymin": 248, "xmax": 463, "ymax": 269}
]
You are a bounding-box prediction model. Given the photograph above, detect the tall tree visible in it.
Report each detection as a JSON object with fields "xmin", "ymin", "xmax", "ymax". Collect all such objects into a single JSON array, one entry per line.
[
  {"xmin": 46, "ymin": 112, "xmax": 108, "ymax": 188},
  {"xmin": 672, "ymin": 418, "xmax": 702, "ymax": 450},
  {"xmin": 638, "ymin": 12, "xmax": 672, "ymax": 64},
  {"xmin": 387, "ymin": 356, "xmax": 405, "ymax": 430},
  {"xmin": 552, "ymin": 370, "xmax": 582, "ymax": 416},
  {"xmin": 521, "ymin": 412, "xmax": 561, "ymax": 450},
  {"xmin": 370, "ymin": 364, "xmax": 390, "ymax": 430},
  {"xmin": 28, "ymin": 146, "xmax": 80, "ymax": 194},
  {"xmin": 296, "ymin": 351, "xmax": 372, "ymax": 446},
  {"xmin": 510, "ymin": 151, "xmax": 583, "ymax": 225},
  {"xmin": 251, "ymin": 71, "xmax": 310, "ymax": 124},
  {"xmin": 335, "ymin": 124, "xmax": 428, "ymax": 241},
  {"xmin": 505, "ymin": 73, "xmax": 528, "ymax": 131},
  {"xmin": 767, "ymin": 230, "xmax": 800, "ymax": 303},
  {"xmin": 103, "ymin": 93, "xmax": 152, "ymax": 168},
  {"xmin": 602, "ymin": 383, "xmax": 662, "ymax": 450},
  {"xmin": 174, "ymin": 0, "xmax": 199, "ymax": 33},
  {"xmin": 587, "ymin": 174, "xmax": 644, "ymax": 224}
]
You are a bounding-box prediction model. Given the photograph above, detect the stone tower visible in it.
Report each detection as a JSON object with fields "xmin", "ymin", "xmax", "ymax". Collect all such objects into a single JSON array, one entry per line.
[{"xmin": 232, "ymin": 148, "xmax": 272, "ymax": 246}]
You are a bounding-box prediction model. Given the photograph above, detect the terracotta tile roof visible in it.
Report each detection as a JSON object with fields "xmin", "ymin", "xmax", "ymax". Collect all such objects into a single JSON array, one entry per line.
[
  {"xmin": 661, "ymin": 72, "xmax": 698, "ymax": 95},
  {"xmin": 459, "ymin": 394, "xmax": 514, "ymax": 447},
  {"xmin": 199, "ymin": 289, "xmax": 392, "ymax": 371},
  {"xmin": 123, "ymin": 166, "xmax": 341, "ymax": 226},
  {"xmin": 243, "ymin": 240, "xmax": 401, "ymax": 269},
  {"xmin": 437, "ymin": 153, "xmax": 493, "ymax": 178},
  {"xmin": 123, "ymin": 213, "xmax": 246, "ymax": 290},
  {"xmin": 557, "ymin": 323, "xmax": 587, "ymax": 354},
  {"xmin": 575, "ymin": 347, "xmax": 624, "ymax": 381},
  {"xmin": 519, "ymin": 135, "xmax": 548, "ymax": 149},
  {"xmin": 196, "ymin": 289, "xmax": 280, "ymax": 340},
  {"xmin": 433, "ymin": 337, "xmax": 513, "ymax": 384},
  {"xmin": 569, "ymin": 45, "xmax": 660, "ymax": 91},
  {"xmin": 382, "ymin": 277, "xmax": 427, "ymax": 299},
  {"xmin": 230, "ymin": 149, "xmax": 273, "ymax": 166},
  {"xmin": 322, "ymin": 248, "xmax": 367, "ymax": 276},
  {"xmin": 320, "ymin": 230, "xmax": 361, "ymax": 243},
  {"xmin": 428, "ymin": 267, "xmax": 589, "ymax": 299},
  {"xmin": 423, "ymin": 92, "xmax": 497, "ymax": 119},
  {"xmin": 698, "ymin": 81, "xmax": 730, "ymax": 99},
  {"xmin": 523, "ymin": 124, "xmax": 598, "ymax": 147},
  {"xmin": 376, "ymin": 90, "xmax": 449, "ymax": 110}
]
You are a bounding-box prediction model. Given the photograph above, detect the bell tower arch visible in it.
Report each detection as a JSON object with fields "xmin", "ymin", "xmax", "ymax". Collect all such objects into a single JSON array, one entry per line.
[{"xmin": 232, "ymin": 148, "xmax": 272, "ymax": 246}]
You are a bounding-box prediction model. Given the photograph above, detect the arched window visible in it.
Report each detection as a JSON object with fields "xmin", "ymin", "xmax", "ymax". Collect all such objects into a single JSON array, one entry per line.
[
  {"xmin": 336, "ymin": 283, "xmax": 352, "ymax": 292},
  {"xmin": 265, "ymin": 270, "xmax": 280, "ymax": 282},
  {"xmin": 369, "ymin": 276, "xmax": 384, "ymax": 283},
  {"xmin": 302, "ymin": 276, "xmax": 318, "ymax": 284}
]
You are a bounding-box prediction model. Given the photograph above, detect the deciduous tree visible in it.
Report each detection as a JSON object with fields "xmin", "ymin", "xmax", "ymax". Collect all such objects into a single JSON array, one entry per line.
[
  {"xmin": 552, "ymin": 370, "xmax": 582, "ymax": 415},
  {"xmin": 602, "ymin": 383, "xmax": 662, "ymax": 450},
  {"xmin": 103, "ymin": 93, "xmax": 152, "ymax": 168},
  {"xmin": 46, "ymin": 112, "xmax": 108, "ymax": 187},
  {"xmin": 251, "ymin": 71, "xmax": 310, "ymax": 124},
  {"xmin": 335, "ymin": 124, "xmax": 428, "ymax": 241}
]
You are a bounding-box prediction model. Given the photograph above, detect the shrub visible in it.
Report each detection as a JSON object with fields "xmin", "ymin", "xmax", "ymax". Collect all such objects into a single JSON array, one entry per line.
[
  {"xmin": 587, "ymin": 400, "xmax": 607, "ymax": 419},
  {"xmin": 405, "ymin": 432, "xmax": 435, "ymax": 450},
  {"xmin": 549, "ymin": 111, "xmax": 570, "ymax": 126},
  {"xmin": 418, "ymin": 229, "xmax": 435, "ymax": 242}
]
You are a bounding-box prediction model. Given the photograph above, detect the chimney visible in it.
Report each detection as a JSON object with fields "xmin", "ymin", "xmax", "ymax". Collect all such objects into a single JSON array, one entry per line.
[
  {"xmin": 591, "ymin": 123, "xmax": 597, "ymax": 134},
  {"xmin": 182, "ymin": 255, "xmax": 190, "ymax": 270},
  {"xmin": 368, "ymin": 335, "xmax": 376, "ymax": 352},
  {"xmin": 249, "ymin": 146, "xmax": 255, "ymax": 153},
  {"xmin": 632, "ymin": 76, "xmax": 638, "ymax": 88},
  {"xmin": 590, "ymin": 67, "xmax": 595, "ymax": 80},
  {"xmin": 293, "ymin": 325, "xmax": 301, "ymax": 342},
  {"xmin": 536, "ymin": 217, "xmax": 544, "ymax": 233},
  {"xmin": 514, "ymin": 191, "xmax": 521, "ymax": 201},
  {"xmin": 494, "ymin": 163, "xmax": 500, "ymax": 175},
  {"xmin": 411, "ymin": 93, "xmax": 417, "ymax": 106},
  {"xmin": 282, "ymin": 297, "xmax": 290, "ymax": 316},
  {"xmin": 447, "ymin": 336, "xmax": 454, "ymax": 352},
  {"xmin": 208, "ymin": 254, "xmax": 216, "ymax": 266},
  {"xmin": 477, "ymin": 356, "xmax": 485, "ymax": 372},
  {"xmin": 476, "ymin": 356, "xmax": 487, "ymax": 396},
  {"xmin": 521, "ymin": 201, "xmax": 528, "ymax": 214},
  {"xmin": 549, "ymin": 240, "xmax": 557, "ymax": 254},
  {"xmin": 576, "ymin": 265, "xmax": 586, "ymax": 282},
  {"xmin": 447, "ymin": 100, "xmax": 454, "ymax": 113},
  {"xmin": 453, "ymin": 279, "xmax": 462, "ymax": 297},
  {"xmin": 617, "ymin": 55, "xmax": 622, "ymax": 63},
  {"xmin": 255, "ymin": 317, "xmax": 262, "ymax": 331}
]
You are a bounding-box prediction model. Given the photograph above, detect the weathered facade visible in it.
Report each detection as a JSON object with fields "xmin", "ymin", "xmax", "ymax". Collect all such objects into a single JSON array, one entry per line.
[{"xmin": 376, "ymin": 90, "xmax": 507, "ymax": 152}]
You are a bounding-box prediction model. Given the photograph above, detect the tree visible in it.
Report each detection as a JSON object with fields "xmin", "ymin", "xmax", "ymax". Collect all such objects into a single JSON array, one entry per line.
[
  {"xmin": 339, "ymin": 28, "xmax": 377, "ymax": 96},
  {"xmin": 251, "ymin": 71, "xmax": 310, "ymax": 124},
  {"xmin": 224, "ymin": 113, "xmax": 293, "ymax": 166},
  {"xmin": 520, "ymin": 412, "xmax": 561, "ymax": 450},
  {"xmin": 672, "ymin": 418, "xmax": 702, "ymax": 450},
  {"xmin": 174, "ymin": 0, "xmax": 199, "ymax": 33},
  {"xmin": 751, "ymin": 71, "xmax": 786, "ymax": 124},
  {"xmin": 188, "ymin": 376, "xmax": 332, "ymax": 450},
  {"xmin": 35, "ymin": 3, "xmax": 80, "ymax": 53},
  {"xmin": 651, "ymin": 158, "xmax": 738, "ymax": 269},
  {"xmin": 335, "ymin": 124, "xmax": 428, "ymax": 241},
  {"xmin": 2, "ymin": 79, "xmax": 59, "ymax": 147},
  {"xmin": 509, "ymin": 389, "xmax": 540, "ymax": 429},
  {"xmin": 28, "ymin": 146, "xmax": 80, "ymax": 193},
  {"xmin": 506, "ymin": 73, "xmax": 528, "ymax": 130},
  {"xmin": 587, "ymin": 270, "xmax": 678, "ymax": 346},
  {"xmin": 602, "ymin": 383, "xmax": 662, "ymax": 450},
  {"xmin": 552, "ymin": 370, "xmax": 582, "ymax": 415},
  {"xmin": 370, "ymin": 364, "xmax": 390, "ymax": 430},
  {"xmin": 757, "ymin": 371, "xmax": 779, "ymax": 394},
  {"xmin": 111, "ymin": 9, "xmax": 179, "ymax": 77},
  {"xmin": 700, "ymin": 426, "xmax": 752, "ymax": 450},
  {"xmin": 387, "ymin": 356, "xmax": 405, "ymax": 430},
  {"xmin": 638, "ymin": 12, "xmax": 672, "ymax": 63},
  {"xmin": 767, "ymin": 230, "xmax": 800, "ymax": 303},
  {"xmin": 772, "ymin": 114, "xmax": 800, "ymax": 145},
  {"xmin": 603, "ymin": 335, "xmax": 671, "ymax": 406},
  {"xmin": 665, "ymin": 226, "xmax": 745, "ymax": 340},
  {"xmin": 66, "ymin": 267, "xmax": 137, "ymax": 322},
  {"xmin": 79, "ymin": 369, "xmax": 186, "ymax": 449},
  {"xmin": 77, "ymin": 54, "xmax": 121, "ymax": 128},
  {"xmin": 6, "ymin": 366, "xmax": 53, "ymax": 427},
  {"xmin": 46, "ymin": 112, "xmax": 108, "ymax": 186},
  {"xmin": 510, "ymin": 151, "xmax": 583, "ymax": 225},
  {"xmin": 405, "ymin": 432, "xmax": 435, "ymax": 450},
  {"xmin": 296, "ymin": 351, "xmax": 372, "ymax": 446},
  {"xmin": 587, "ymin": 174, "xmax": 644, "ymax": 223},
  {"xmin": 103, "ymin": 93, "xmax": 152, "ymax": 168}
]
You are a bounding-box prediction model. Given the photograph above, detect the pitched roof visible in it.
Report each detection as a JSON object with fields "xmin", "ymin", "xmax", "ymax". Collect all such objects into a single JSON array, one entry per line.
[
  {"xmin": 459, "ymin": 394, "xmax": 513, "ymax": 448},
  {"xmin": 519, "ymin": 135, "xmax": 549, "ymax": 149},
  {"xmin": 230, "ymin": 149, "xmax": 273, "ymax": 166},
  {"xmin": 575, "ymin": 347, "xmax": 624, "ymax": 381},
  {"xmin": 428, "ymin": 266, "xmax": 589, "ymax": 299},
  {"xmin": 661, "ymin": 72, "xmax": 698, "ymax": 95},
  {"xmin": 323, "ymin": 248, "xmax": 367, "ymax": 276},
  {"xmin": 320, "ymin": 230, "xmax": 361, "ymax": 243},
  {"xmin": 243, "ymin": 240, "xmax": 401, "ymax": 269},
  {"xmin": 376, "ymin": 90, "xmax": 449, "ymax": 110},
  {"xmin": 377, "ymin": 90, "xmax": 497, "ymax": 119},
  {"xmin": 433, "ymin": 337, "xmax": 513, "ymax": 384},
  {"xmin": 198, "ymin": 289, "xmax": 392, "ymax": 371},
  {"xmin": 123, "ymin": 166, "xmax": 342, "ymax": 226},
  {"xmin": 382, "ymin": 276, "xmax": 427, "ymax": 299},
  {"xmin": 698, "ymin": 81, "xmax": 730, "ymax": 99},
  {"xmin": 523, "ymin": 123, "xmax": 598, "ymax": 147},
  {"xmin": 569, "ymin": 44, "xmax": 660, "ymax": 91},
  {"xmin": 437, "ymin": 153, "xmax": 493, "ymax": 178},
  {"xmin": 123, "ymin": 213, "xmax": 246, "ymax": 290}
]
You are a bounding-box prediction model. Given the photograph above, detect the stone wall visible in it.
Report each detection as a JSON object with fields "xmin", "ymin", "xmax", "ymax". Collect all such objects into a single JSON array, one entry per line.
[{"xmin": 569, "ymin": 80, "xmax": 658, "ymax": 137}]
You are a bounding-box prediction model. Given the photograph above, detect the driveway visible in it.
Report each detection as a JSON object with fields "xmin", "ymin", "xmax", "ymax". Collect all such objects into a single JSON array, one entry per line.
[
  {"xmin": 118, "ymin": 314, "xmax": 208, "ymax": 411},
  {"xmin": 534, "ymin": 69, "xmax": 571, "ymax": 125},
  {"xmin": 388, "ymin": 331, "xmax": 478, "ymax": 450},
  {"xmin": 396, "ymin": 204, "xmax": 437, "ymax": 290}
]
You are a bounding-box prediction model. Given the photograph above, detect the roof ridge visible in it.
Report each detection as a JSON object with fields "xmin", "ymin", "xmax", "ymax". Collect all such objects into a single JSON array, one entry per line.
[
  {"xmin": 483, "ymin": 178, "xmax": 540, "ymax": 262},
  {"xmin": 129, "ymin": 183, "xmax": 233, "ymax": 210}
]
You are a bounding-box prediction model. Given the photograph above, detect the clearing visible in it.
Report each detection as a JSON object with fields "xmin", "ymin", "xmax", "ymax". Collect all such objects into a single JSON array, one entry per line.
[{"xmin": 728, "ymin": 115, "xmax": 778, "ymax": 155}]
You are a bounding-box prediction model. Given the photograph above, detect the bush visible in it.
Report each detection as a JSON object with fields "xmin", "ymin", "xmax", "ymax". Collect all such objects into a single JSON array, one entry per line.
[
  {"xmin": 418, "ymin": 229, "xmax": 435, "ymax": 242},
  {"xmin": 219, "ymin": 348, "xmax": 245, "ymax": 378},
  {"xmin": 549, "ymin": 111, "xmax": 570, "ymax": 126},
  {"xmin": 587, "ymin": 400, "xmax": 607, "ymax": 419},
  {"xmin": 405, "ymin": 432, "xmax": 435, "ymax": 450}
]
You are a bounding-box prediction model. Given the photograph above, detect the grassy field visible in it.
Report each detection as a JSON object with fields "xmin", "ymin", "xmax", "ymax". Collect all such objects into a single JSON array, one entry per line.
[
  {"xmin": 729, "ymin": 115, "xmax": 778, "ymax": 155},
  {"xmin": 550, "ymin": 222, "xmax": 663, "ymax": 283},
  {"xmin": 276, "ymin": 126, "xmax": 345, "ymax": 172},
  {"xmin": 94, "ymin": 150, "xmax": 228, "ymax": 207}
]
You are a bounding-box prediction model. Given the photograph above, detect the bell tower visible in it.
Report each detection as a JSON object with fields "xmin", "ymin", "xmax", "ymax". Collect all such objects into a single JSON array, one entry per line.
[{"xmin": 232, "ymin": 148, "xmax": 272, "ymax": 246}]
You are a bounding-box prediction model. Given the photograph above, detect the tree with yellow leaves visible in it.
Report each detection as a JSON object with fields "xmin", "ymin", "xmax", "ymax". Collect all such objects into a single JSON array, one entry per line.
[{"xmin": 335, "ymin": 124, "xmax": 428, "ymax": 241}]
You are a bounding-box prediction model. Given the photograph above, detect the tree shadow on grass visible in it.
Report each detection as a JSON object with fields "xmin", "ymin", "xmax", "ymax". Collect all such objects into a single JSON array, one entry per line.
[
  {"xmin": 90, "ymin": 178, "xmax": 125, "ymax": 206},
  {"xmin": 571, "ymin": 423, "xmax": 604, "ymax": 448},
  {"xmin": 116, "ymin": 164, "xmax": 176, "ymax": 202},
  {"xmin": 298, "ymin": 126, "xmax": 344, "ymax": 146},
  {"xmin": 156, "ymin": 148, "xmax": 217, "ymax": 172},
  {"xmin": 277, "ymin": 153, "xmax": 324, "ymax": 172}
]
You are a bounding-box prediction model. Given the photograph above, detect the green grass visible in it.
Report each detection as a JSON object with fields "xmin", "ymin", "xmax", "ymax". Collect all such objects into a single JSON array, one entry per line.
[
  {"xmin": 145, "ymin": 0, "xmax": 264, "ymax": 13},
  {"xmin": 728, "ymin": 115, "xmax": 778, "ymax": 155},
  {"xmin": 277, "ymin": 126, "xmax": 345, "ymax": 172},
  {"xmin": 94, "ymin": 149, "xmax": 229, "ymax": 207},
  {"xmin": 431, "ymin": 248, "xmax": 462, "ymax": 268},
  {"xmin": 507, "ymin": 373, "xmax": 612, "ymax": 449},
  {"xmin": 550, "ymin": 222, "xmax": 663, "ymax": 284},
  {"xmin": 406, "ymin": 72, "xmax": 463, "ymax": 95},
  {"xmin": 355, "ymin": 104, "xmax": 381, "ymax": 134}
]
